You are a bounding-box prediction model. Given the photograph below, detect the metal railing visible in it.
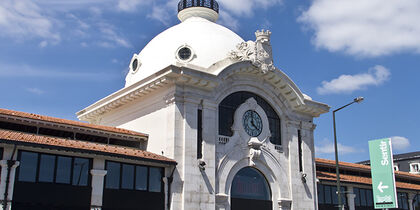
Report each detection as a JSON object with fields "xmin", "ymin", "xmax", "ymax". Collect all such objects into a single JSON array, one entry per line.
[{"xmin": 178, "ymin": 0, "xmax": 219, "ymax": 13}]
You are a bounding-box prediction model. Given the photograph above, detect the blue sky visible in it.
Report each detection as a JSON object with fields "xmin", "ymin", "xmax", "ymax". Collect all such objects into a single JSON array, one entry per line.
[{"xmin": 1, "ymin": 0, "xmax": 419, "ymax": 163}]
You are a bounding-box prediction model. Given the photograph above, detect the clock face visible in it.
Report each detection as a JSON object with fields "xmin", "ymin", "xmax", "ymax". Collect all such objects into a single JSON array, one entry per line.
[{"xmin": 242, "ymin": 110, "xmax": 263, "ymax": 137}]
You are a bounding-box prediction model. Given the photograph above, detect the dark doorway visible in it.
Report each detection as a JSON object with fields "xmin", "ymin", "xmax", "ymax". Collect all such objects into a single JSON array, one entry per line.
[{"xmin": 231, "ymin": 167, "xmax": 272, "ymax": 210}]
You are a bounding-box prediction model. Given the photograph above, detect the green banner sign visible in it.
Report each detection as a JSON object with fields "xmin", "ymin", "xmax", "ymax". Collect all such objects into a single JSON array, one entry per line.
[{"xmin": 369, "ymin": 138, "xmax": 398, "ymax": 209}]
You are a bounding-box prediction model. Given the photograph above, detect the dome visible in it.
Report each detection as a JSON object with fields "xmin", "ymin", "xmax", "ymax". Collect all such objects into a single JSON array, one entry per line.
[{"xmin": 125, "ymin": 16, "xmax": 245, "ymax": 87}]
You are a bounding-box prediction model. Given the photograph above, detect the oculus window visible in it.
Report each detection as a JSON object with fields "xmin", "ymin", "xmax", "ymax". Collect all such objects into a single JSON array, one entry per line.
[{"xmin": 219, "ymin": 91, "xmax": 282, "ymax": 145}]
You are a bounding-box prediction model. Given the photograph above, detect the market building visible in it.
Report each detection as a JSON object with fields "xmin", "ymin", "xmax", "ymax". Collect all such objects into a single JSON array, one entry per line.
[
  {"xmin": 1, "ymin": 0, "xmax": 335, "ymax": 210},
  {"xmin": 316, "ymin": 158, "xmax": 420, "ymax": 210},
  {"xmin": 76, "ymin": 0, "xmax": 330, "ymax": 210},
  {"xmin": 0, "ymin": 108, "xmax": 176, "ymax": 210},
  {"xmin": 359, "ymin": 151, "xmax": 420, "ymax": 174}
]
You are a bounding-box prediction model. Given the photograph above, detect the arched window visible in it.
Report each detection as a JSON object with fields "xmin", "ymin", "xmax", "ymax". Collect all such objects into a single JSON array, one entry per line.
[
  {"xmin": 231, "ymin": 167, "xmax": 271, "ymax": 201},
  {"xmin": 218, "ymin": 91, "xmax": 281, "ymax": 145}
]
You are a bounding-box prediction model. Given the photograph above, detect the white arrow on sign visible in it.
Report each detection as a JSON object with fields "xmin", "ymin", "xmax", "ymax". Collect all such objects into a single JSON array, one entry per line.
[{"xmin": 378, "ymin": 182, "xmax": 389, "ymax": 193}]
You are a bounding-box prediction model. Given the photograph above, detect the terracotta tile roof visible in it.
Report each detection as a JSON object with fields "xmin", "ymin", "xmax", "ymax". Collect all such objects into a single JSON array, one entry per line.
[
  {"xmin": 317, "ymin": 171, "xmax": 420, "ymax": 191},
  {"xmin": 0, "ymin": 108, "xmax": 147, "ymax": 138},
  {"xmin": 0, "ymin": 129, "xmax": 175, "ymax": 165},
  {"xmin": 316, "ymin": 158, "xmax": 420, "ymax": 179}
]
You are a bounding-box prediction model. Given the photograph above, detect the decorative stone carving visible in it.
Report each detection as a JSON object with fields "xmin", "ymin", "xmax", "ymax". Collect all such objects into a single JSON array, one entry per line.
[
  {"xmin": 229, "ymin": 29, "xmax": 275, "ymax": 73},
  {"xmin": 248, "ymin": 137, "xmax": 263, "ymax": 166}
]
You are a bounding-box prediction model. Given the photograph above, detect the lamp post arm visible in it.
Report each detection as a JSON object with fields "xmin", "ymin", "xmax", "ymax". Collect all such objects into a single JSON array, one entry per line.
[{"xmin": 333, "ymin": 101, "xmax": 356, "ymax": 113}]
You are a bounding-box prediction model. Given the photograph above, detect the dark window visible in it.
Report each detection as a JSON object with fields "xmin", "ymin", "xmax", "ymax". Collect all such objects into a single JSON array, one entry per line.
[
  {"xmin": 331, "ymin": 186, "xmax": 338, "ymax": 205},
  {"xmin": 18, "ymin": 151, "xmax": 38, "ymax": 182},
  {"xmin": 231, "ymin": 167, "xmax": 271, "ymax": 201},
  {"xmin": 354, "ymin": 188, "xmax": 360, "ymax": 206},
  {"xmin": 135, "ymin": 166, "xmax": 148, "ymax": 191},
  {"xmin": 105, "ymin": 161, "xmax": 163, "ymax": 193},
  {"xmin": 318, "ymin": 184, "xmax": 325, "ymax": 204},
  {"xmin": 360, "ymin": 188, "xmax": 367, "ymax": 206},
  {"xmin": 73, "ymin": 158, "xmax": 89, "ymax": 186},
  {"xmin": 367, "ymin": 189, "xmax": 373, "ymax": 206},
  {"xmin": 149, "ymin": 167, "xmax": 163, "ymax": 192},
  {"xmin": 38, "ymin": 154, "xmax": 55, "ymax": 182},
  {"xmin": 106, "ymin": 162, "xmax": 121, "ymax": 189},
  {"xmin": 197, "ymin": 109, "xmax": 203, "ymax": 159},
  {"xmin": 324, "ymin": 185, "xmax": 332, "ymax": 204},
  {"xmin": 178, "ymin": 47, "xmax": 192, "ymax": 60},
  {"xmin": 218, "ymin": 91, "xmax": 281, "ymax": 145},
  {"xmin": 298, "ymin": 130, "xmax": 303, "ymax": 172},
  {"xmin": 56, "ymin": 156, "xmax": 72, "ymax": 184},
  {"xmin": 17, "ymin": 151, "xmax": 91, "ymax": 187},
  {"xmin": 121, "ymin": 164, "xmax": 135, "ymax": 189}
]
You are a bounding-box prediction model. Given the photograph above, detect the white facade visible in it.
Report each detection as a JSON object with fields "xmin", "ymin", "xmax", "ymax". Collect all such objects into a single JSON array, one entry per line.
[{"xmin": 77, "ymin": 4, "xmax": 329, "ymax": 210}]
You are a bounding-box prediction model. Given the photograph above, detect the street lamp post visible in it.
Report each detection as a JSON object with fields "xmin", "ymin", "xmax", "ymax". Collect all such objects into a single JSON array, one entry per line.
[{"xmin": 333, "ymin": 97, "xmax": 364, "ymax": 210}]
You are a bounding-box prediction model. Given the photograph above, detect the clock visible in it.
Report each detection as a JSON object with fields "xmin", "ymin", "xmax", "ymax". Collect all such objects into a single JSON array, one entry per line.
[{"xmin": 242, "ymin": 110, "xmax": 263, "ymax": 137}]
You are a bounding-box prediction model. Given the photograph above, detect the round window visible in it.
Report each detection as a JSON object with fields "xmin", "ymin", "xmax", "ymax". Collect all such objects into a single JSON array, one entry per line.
[
  {"xmin": 131, "ymin": 59, "xmax": 139, "ymax": 72},
  {"xmin": 178, "ymin": 47, "xmax": 192, "ymax": 60}
]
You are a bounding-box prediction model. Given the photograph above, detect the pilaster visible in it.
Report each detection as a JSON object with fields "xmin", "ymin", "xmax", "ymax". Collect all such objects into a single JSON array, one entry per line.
[
  {"xmin": 90, "ymin": 158, "xmax": 107, "ymax": 210},
  {"xmin": 346, "ymin": 187, "xmax": 356, "ymax": 210},
  {"xmin": 0, "ymin": 160, "xmax": 20, "ymax": 210}
]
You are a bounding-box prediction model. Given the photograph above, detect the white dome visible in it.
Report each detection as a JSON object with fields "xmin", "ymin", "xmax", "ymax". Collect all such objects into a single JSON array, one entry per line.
[{"xmin": 125, "ymin": 16, "xmax": 245, "ymax": 87}]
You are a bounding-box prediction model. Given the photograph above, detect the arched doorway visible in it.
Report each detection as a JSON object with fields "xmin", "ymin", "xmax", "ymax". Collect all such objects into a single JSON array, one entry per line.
[{"xmin": 231, "ymin": 167, "xmax": 272, "ymax": 210}]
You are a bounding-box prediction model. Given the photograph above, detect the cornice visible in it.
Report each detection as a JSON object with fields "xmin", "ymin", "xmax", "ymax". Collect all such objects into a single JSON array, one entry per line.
[{"xmin": 78, "ymin": 63, "xmax": 330, "ymax": 122}]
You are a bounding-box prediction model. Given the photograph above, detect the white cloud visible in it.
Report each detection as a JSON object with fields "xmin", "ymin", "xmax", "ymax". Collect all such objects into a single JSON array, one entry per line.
[
  {"xmin": 218, "ymin": 11, "xmax": 240, "ymax": 31},
  {"xmin": 299, "ymin": 0, "xmax": 420, "ymax": 57},
  {"xmin": 390, "ymin": 136, "xmax": 410, "ymax": 151},
  {"xmin": 218, "ymin": 0, "xmax": 282, "ymax": 16},
  {"xmin": 39, "ymin": 41, "xmax": 48, "ymax": 48},
  {"xmin": 118, "ymin": 0, "xmax": 148, "ymax": 12},
  {"xmin": 315, "ymin": 138, "xmax": 359, "ymax": 155},
  {"xmin": 98, "ymin": 23, "xmax": 131, "ymax": 48},
  {"xmin": 0, "ymin": 0, "xmax": 60, "ymax": 41},
  {"xmin": 26, "ymin": 88, "xmax": 45, "ymax": 95},
  {"xmin": 317, "ymin": 65, "xmax": 390, "ymax": 95}
]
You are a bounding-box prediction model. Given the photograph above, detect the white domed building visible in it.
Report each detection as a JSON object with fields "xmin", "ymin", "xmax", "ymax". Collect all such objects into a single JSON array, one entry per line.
[{"xmin": 78, "ymin": 0, "xmax": 329, "ymax": 209}]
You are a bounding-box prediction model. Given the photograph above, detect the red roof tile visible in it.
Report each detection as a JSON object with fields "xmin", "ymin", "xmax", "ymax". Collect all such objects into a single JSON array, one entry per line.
[
  {"xmin": 0, "ymin": 129, "xmax": 175, "ymax": 165},
  {"xmin": 0, "ymin": 108, "xmax": 147, "ymax": 138},
  {"xmin": 316, "ymin": 158, "xmax": 420, "ymax": 179},
  {"xmin": 317, "ymin": 171, "xmax": 420, "ymax": 191}
]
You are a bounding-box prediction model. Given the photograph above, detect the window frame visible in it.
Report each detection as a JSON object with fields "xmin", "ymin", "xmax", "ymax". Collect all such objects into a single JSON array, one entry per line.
[
  {"xmin": 16, "ymin": 150, "xmax": 92, "ymax": 187},
  {"xmin": 104, "ymin": 160, "xmax": 164, "ymax": 193}
]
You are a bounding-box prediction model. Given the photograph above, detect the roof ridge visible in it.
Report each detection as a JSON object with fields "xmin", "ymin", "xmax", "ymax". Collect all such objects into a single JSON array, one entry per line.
[
  {"xmin": 0, "ymin": 108, "xmax": 148, "ymax": 138},
  {"xmin": 0, "ymin": 129, "xmax": 175, "ymax": 164}
]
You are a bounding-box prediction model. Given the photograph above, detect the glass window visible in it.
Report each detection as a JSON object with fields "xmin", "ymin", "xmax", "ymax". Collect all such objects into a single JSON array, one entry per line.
[
  {"xmin": 318, "ymin": 184, "xmax": 325, "ymax": 204},
  {"xmin": 106, "ymin": 162, "xmax": 121, "ymax": 189},
  {"xmin": 218, "ymin": 91, "xmax": 281, "ymax": 145},
  {"xmin": 121, "ymin": 164, "xmax": 134, "ymax": 189},
  {"xmin": 331, "ymin": 186, "xmax": 338, "ymax": 205},
  {"xmin": 354, "ymin": 188, "xmax": 361, "ymax": 206},
  {"xmin": 231, "ymin": 167, "xmax": 271, "ymax": 201},
  {"xmin": 18, "ymin": 151, "xmax": 38, "ymax": 182},
  {"xmin": 135, "ymin": 166, "xmax": 147, "ymax": 191},
  {"xmin": 324, "ymin": 185, "xmax": 332, "ymax": 204},
  {"xmin": 360, "ymin": 189, "xmax": 367, "ymax": 206},
  {"xmin": 366, "ymin": 189, "xmax": 373, "ymax": 206},
  {"xmin": 149, "ymin": 167, "xmax": 163, "ymax": 193},
  {"xmin": 56, "ymin": 156, "xmax": 72, "ymax": 184},
  {"xmin": 73, "ymin": 158, "xmax": 89, "ymax": 186},
  {"xmin": 38, "ymin": 154, "xmax": 55, "ymax": 182}
]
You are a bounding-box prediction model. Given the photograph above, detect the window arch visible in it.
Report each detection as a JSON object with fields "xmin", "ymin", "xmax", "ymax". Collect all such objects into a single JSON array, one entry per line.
[
  {"xmin": 218, "ymin": 91, "xmax": 281, "ymax": 145},
  {"xmin": 231, "ymin": 167, "xmax": 271, "ymax": 201}
]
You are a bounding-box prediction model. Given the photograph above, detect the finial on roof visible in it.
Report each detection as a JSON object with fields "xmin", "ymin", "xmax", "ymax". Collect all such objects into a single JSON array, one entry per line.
[{"xmin": 177, "ymin": 0, "xmax": 219, "ymax": 22}]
